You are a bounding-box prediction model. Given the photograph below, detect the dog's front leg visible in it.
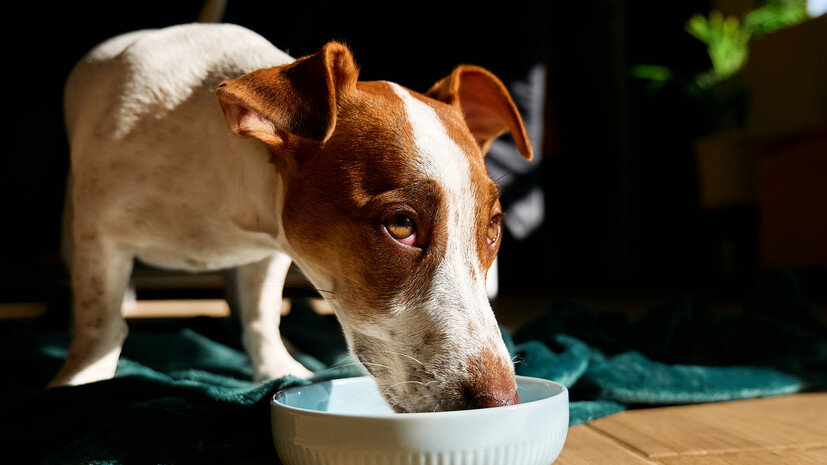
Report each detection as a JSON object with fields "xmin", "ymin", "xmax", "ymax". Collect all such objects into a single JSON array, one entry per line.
[
  {"xmin": 236, "ymin": 252, "xmax": 313, "ymax": 381},
  {"xmin": 49, "ymin": 238, "xmax": 133, "ymax": 387}
]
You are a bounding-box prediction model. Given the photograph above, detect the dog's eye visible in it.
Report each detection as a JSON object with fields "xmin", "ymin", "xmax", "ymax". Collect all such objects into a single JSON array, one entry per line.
[
  {"xmin": 487, "ymin": 216, "xmax": 501, "ymax": 245},
  {"xmin": 385, "ymin": 214, "xmax": 417, "ymax": 246}
]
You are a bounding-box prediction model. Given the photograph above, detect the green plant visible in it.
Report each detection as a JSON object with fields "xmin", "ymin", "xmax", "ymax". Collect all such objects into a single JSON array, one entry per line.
[
  {"xmin": 632, "ymin": 0, "xmax": 809, "ymax": 95},
  {"xmin": 686, "ymin": 10, "xmax": 751, "ymax": 88}
]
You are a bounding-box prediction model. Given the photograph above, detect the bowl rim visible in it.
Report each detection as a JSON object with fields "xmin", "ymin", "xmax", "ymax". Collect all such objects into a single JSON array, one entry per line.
[{"xmin": 271, "ymin": 375, "xmax": 568, "ymax": 421}]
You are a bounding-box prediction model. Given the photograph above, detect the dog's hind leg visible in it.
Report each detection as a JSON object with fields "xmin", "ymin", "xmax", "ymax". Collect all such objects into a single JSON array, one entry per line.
[
  {"xmin": 235, "ymin": 252, "xmax": 313, "ymax": 381},
  {"xmin": 49, "ymin": 235, "xmax": 133, "ymax": 387}
]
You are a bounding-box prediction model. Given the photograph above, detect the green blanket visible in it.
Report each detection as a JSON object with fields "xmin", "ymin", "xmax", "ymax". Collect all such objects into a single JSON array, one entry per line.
[{"xmin": 1, "ymin": 273, "xmax": 825, "ymax": 464}]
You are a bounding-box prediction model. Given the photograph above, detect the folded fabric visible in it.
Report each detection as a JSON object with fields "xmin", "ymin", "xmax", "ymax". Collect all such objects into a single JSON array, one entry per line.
[{"xmin": 512, "ymin": 273, "xmax": 827, "ymax": 423}]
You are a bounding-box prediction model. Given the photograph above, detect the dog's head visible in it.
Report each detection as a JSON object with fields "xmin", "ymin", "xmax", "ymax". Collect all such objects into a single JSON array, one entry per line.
[{"xmin": 216, "ymin": 42, "xmax": 532, "ymax": 412}]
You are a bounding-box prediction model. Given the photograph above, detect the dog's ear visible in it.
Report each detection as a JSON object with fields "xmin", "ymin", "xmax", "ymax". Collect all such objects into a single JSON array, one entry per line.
[
  {"xmin": 215, "ymin": 41, "xmax": 358, "ymax": 153},
  {"xmin": 426, "ymin": 65, "xmax": 532, "ymax": 161}
]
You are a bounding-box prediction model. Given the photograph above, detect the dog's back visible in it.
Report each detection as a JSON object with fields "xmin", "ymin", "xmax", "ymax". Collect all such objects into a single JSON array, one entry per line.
[
  {"xmin": 64, "ymin": 24, "xmax": 295, "ymax": 272},
  {"xmin": 65, "ymin": 23, "xmax": 290, "ymax": 143}
]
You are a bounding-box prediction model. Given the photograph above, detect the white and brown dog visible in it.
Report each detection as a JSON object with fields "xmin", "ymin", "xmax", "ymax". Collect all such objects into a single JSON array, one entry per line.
[{"xmin": 52, "ymin": 23, "xmax": 533, "ymax": 413}]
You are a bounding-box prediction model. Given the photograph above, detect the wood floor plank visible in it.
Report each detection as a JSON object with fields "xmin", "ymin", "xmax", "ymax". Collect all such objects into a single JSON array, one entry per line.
[
  {"xmin": 123, "ymin": 298, "xmax": 295, "ymax": 318},
  {"xmin": 0, "ymin": 302, "xmax": 47, "ymax": 319},
  {"xmin": 555, "ymin": 425, "xmax": 657, "ymax": 465},
  {"xmin": 124, "ymin": 299, "xmax": 231, "ymax": 318},
  {"xmin": 588, "ymin": 393, "xmax": 827, "ymax": 458},
  {"xmin": 658, "ymin": 448, "xmax": 827, "ymax": 465}
]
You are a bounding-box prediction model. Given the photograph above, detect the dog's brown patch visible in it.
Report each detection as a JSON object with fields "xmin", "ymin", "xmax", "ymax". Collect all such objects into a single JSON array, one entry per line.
[{"xmin": 281, "ymin": 81, "xmax": 452, "ymax": 319}]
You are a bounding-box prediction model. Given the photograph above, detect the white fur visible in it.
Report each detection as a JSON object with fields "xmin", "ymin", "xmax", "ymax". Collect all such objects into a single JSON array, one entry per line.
[{"xmin": 53, "ymin": 23, "xmax": 311, "ymax": 386}]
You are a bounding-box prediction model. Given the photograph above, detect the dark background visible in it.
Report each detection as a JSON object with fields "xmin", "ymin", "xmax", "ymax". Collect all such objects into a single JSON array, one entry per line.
[{"xmin": 1, "ymin": 0, "xmax": 825, "ymax": 310}]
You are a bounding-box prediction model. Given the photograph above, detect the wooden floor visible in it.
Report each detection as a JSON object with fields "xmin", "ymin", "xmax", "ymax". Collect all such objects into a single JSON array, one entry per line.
[{"xmin": 556, "ymin": 393, "xmax": 827, "ymax": 465}]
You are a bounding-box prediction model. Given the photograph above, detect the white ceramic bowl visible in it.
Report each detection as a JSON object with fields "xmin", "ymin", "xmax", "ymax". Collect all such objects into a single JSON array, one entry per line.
[{"xmin": 271, "ymin": 375, "xmax": 568, "ymax": 465}]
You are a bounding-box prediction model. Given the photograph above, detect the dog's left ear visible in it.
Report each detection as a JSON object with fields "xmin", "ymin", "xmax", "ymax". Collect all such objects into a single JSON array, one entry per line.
[
  {"xmin": 427, "ymin": 65, "xmax": 532, "ymax": 161},
  {"xmin": 215, "ymin": 41, "xmax": 358, "ymax": 157}
]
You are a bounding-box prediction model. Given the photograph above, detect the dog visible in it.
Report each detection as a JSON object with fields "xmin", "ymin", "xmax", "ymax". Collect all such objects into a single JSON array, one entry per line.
[{"xmin": 51, "ymin": 23, "xmax": 533, "ymax": 413}]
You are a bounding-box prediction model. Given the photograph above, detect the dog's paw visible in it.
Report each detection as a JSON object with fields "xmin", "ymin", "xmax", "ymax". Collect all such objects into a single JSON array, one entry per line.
[
  {"xmin": 47, "ymin": 365, "xmax": 115, "ymax": 388},
  {"xmin": 253, "ymin": 356, "xmax": 313, "ymax": 382}
]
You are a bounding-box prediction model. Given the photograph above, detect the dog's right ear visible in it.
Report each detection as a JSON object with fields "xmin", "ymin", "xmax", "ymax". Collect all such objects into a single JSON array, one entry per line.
[{"xmin": 215, "ymin": 41, "xmax": 358, "ymax": 155}]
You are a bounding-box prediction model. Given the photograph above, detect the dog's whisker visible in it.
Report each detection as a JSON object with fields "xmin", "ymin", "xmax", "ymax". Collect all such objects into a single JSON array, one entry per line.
[
  {"xmin": 319, "ymin": 359, "xmax": 360, "ymax": 371},
  {"xmin": 360, "ymin": 362, "xmax": 391, "ymax": 370},
  {"xmin": 328, "ymin": 357, "xmax": 361, "ymax": 368},
  {"xmin": 385, "ymin": 379, "xmax": 426, "ymax": 391},
  {"xmin": 317, "ymin": 360, "xmax": 391, "ymax": 375},
  {"xmin": 316, "ymin": 363, "xmax": 355, "ymax": 373},
  {"xmin": 494, "ymin": 171, "xmax": 513, "ymax": 185},
  {"xmin": 510, "ymin": 354, "xmax": 526, "ymax": 367},
  {"xmin": 326, "ymin": 355, "xmax": 389, "ymax": 371},
  {"xmin": 353, "ymin": 385, "xmax": 388, "ymax": 409},
  {"xmin": 382, "ymin": 380, "xmax": 442, "ymax": 413},
  {"xmin": 410, "ymin": 391, "xmax": 437, "ymax": 408},
  {"xmin": 493, "ymin": 167, "xmax": 531, "ymax": 186},
  {"xmin": 388, "ymin": 351, "xmax": 425, "ymax": 367}
]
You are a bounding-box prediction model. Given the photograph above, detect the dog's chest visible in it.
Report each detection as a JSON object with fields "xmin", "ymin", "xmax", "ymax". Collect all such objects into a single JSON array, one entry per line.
[
  {"xmin": 119, "ymin": 164, "xmax": 288, "ymax": 272},
  {"xmin": 132, "ymin": 221, "xmax": 281, "ymax": 271}
]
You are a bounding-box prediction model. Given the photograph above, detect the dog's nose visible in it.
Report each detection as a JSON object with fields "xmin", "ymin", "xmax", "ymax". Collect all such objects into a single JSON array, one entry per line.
[
  {"xmin": 468, "ymin": 385, "xmax": 520, "ymax": 409},
  {"xmin": 464, "ymin": 346, "xmax": 520, "ymax": 409}
]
